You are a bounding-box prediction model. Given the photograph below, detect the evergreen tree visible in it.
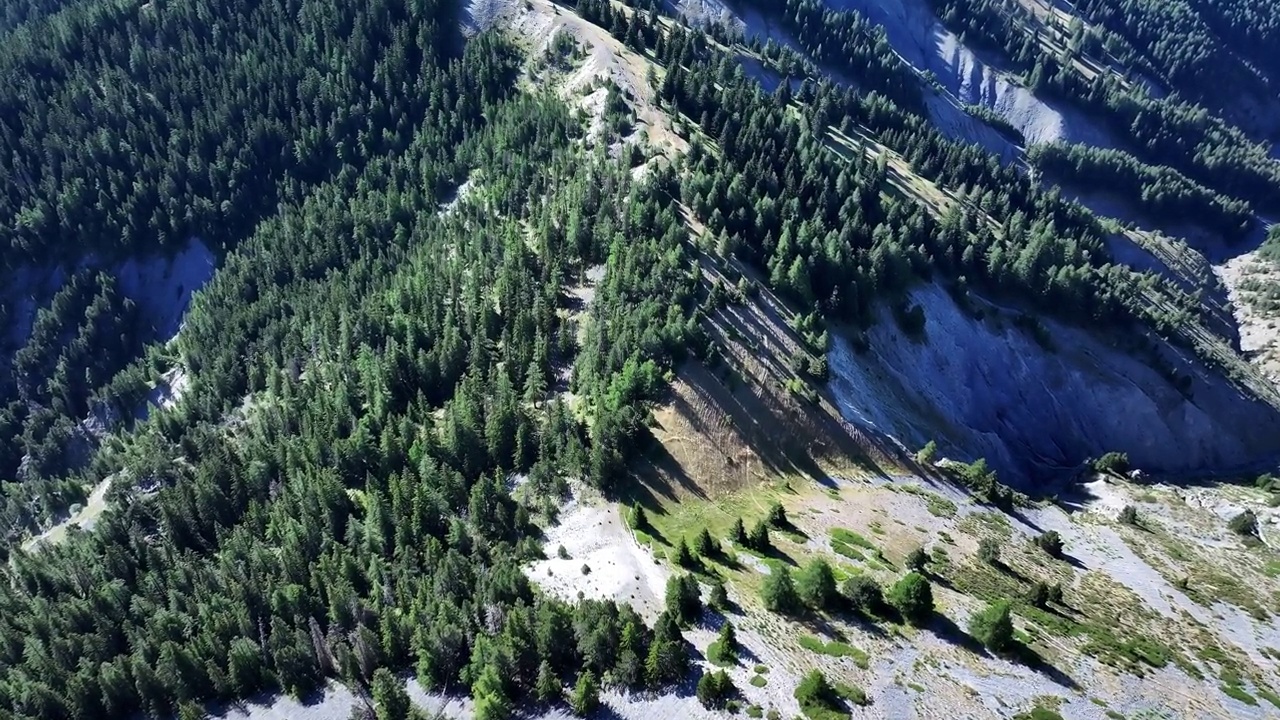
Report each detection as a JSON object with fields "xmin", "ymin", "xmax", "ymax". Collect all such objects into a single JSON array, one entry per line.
[
  {"xmin": 888, "ymin": 572, "xmax": 934, "ymax": 625},
  {"xmin": 534, "ymin": 661, "xmax": 561, "ymax": 704},
  {"xmin": 841, "ymin": 574, "xmax": 883, "ymax": 615},
  {"xmin": 694, "ymin": 528, "xmax": 718, "ymax": 558},
  {"xmin": 372, "ymin": 669, "xmax": 412, "ymax": 720},
  {"xmin": 796, "ymin": 558, "xmax": 839, "ymax": 610},
  {"xmin": 761, "ymin": 566, "xmax": 801, "ymax": 615},
  {"xmin": 569, "ymin": 671, "xmax": 600, "ymax": 716},
  {"xmin": 969, "ymin": 599, "xmax": 1015, "ymax": 653},
  {"xmin": 748, "ymin": 520, "xmax": 771, "ymax": 552},
  {"xmin": 904, "ymin": 547, "xmax": 929, "ymax": 572}
]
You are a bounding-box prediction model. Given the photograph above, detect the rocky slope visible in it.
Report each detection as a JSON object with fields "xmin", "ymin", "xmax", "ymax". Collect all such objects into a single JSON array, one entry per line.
[{"xmin": 828, "ymin": 285, "xmax": 1280, "ymax": 483}]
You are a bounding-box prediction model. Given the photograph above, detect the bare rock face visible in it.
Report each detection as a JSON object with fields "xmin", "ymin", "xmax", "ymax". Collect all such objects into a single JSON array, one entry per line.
[
  {"xmin": 828, "ymin": 284, "xmax": 1280, "ymax": 484},
  {"xmin": 828, "ymin": 0, "xmax": 1117, "ymax": 149},
  {"xmin": 3, "ymin": 237, "xmax": 216, "ymax": 351}
]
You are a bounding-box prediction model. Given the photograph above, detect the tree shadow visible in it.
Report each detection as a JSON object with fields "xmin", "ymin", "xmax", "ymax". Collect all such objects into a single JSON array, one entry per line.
[
  {"xmin": 993, "ymin": 560, "xmax": 1029, "ymax": 584},
  {"xmin": 928, "ymin": 614, "xmax": 987, "ymax": 657},
  {"xmin": 929, "ymin": 616, "xmax": 1081, "ymax": 692},
  {"xmin": 1012, "ymin": 642, "xmax": 1082, "ymax": 691},
  {"xmin": 775, "ymin": 524, "xmax": 810, "ymax": 543},
  {"xmin": 1056, "ymin": 551, "xmax": 1087, "ymax": 570}
]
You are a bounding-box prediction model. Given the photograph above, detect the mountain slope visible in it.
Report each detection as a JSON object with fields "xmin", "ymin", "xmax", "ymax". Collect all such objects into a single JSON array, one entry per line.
[{"xmin": 1, "ymin": 0, "xmax": 1280, "ymax": 718}]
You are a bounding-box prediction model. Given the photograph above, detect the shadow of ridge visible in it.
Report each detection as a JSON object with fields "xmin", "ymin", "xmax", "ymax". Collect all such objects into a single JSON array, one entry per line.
[{"xmin": 626, "ymin": 433, "xmax": 707, "ymax": 507}]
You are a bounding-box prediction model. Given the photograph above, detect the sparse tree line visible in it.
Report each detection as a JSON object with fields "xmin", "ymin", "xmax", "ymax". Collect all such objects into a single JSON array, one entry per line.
[
  {"xmin": 1027, "ymin": 142, "xmax": 1254, "ymax": 240},
  {"xmin": 927, "ymin": 0, "xmax": 1280, "ymax": 215}
]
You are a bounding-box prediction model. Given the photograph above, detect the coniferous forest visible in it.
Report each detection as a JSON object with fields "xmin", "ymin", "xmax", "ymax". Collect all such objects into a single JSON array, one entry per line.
[{"xmin": 0, "ymin": 0, "xmax": 1277, "ymax": 716}]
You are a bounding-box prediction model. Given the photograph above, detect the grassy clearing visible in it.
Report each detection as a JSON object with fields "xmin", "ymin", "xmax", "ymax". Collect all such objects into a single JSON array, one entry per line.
[
  {"xmin": 1013, "ymin": 708, "xmax": 1064, "ymax": 720},
  {"xmin": 900, "ymin": 484, "xmax": 958, "ymax": 518},
  {"xmin": 1257, "ymin": 687, "xmax": 1280, "ymax": 709},
  {"xmin": 797, "ymin": 635, "xmax": 870, "ymax": 668},
  {"xmin": 1133, "ymin": 527, "xmax": 1270, "ymax": 620},
  {"xmin": 950, "ymin": 556, "xmax": 1179, "ymax": 677},
  {"xmin": 1221, "ymin": 684, "xmax": 1258, "ymax": 705},
  {"xmin": 830, "ymin": 528, "xmax": 875, "ymax": 550},
  {"xmin": 829, "ymin": 528, "xmax": 892, "ymax": 569},
  {"xmin": 834, "ymin": 681, "xmax": 869, "ymax": 706}
]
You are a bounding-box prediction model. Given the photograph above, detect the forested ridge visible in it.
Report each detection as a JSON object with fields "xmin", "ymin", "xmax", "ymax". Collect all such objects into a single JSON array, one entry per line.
[
  {"xmin": 0, "ymin": 0, "xmax": 1275, "ymax": 715},
  {"xmin": 0, "ymin": 15, "xmax": 707, "ymax": 716},
  {"xmin": 922, "ymin": 0, "xmax": 1280, "ymax": 221}
]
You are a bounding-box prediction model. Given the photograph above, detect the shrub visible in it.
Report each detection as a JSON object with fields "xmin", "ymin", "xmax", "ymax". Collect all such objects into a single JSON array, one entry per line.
[
  {"xmin": 841, "ymin": 574, "xmax": 883, "ymax": 615},
  {"xmin": 1034, "ymin": 530, "xmax": 1063, "ymax": 557},
  {"xmin": 1118, "ymin": 505, "xmax": 1139, "ymax": 525},
  {"xmin": 1093, "ymin": 452, "xmax": 1130, "ymax": 475},
  {"xmin": 977, "ymin": 538, "xmax": 1000, "ymax": 565},
  {"xmin": 557, "ymin": 545, "xmax": 570, "ymax": 559},
  {"xmin": 761, "ymin": 565, "xmax": 801, "ymax": 615},
  {"xmin": 797, "ymin": 558, "xmax": 839, "ymax": 610},
  {"xmin": 888, "ymin": 572, "xmax": 933, "ymax": 625},
  {"xmin": 969, "ymin": 599, "xmax": 1015, "ymax": 652},
  {"xmin": 1228, "ymin": 509, "xmax": 1259, "ymax": 537},
  {"xmin": 904, "ymin": 546, "xmax": 928, "ymax": 572},
  {"xmin": 916, "ymin": 440, "xmax": 938, "ymax": 465}
]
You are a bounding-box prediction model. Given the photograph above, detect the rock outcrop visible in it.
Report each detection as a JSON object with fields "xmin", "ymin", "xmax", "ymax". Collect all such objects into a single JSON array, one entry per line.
[{"xmin": 828, "ymin": 284, "xmax": 1280, "ymax": 484}]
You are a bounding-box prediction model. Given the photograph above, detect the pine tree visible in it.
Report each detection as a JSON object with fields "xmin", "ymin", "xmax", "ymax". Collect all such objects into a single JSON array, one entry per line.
[
  {"xmin": 730, "ymin": 517, "xmax": 748, "ymax": 545},
  {"xmin": 748, "ymin": 519, "xmax": 771, "ymax": 552},
  {"xmin": 708, "ymin": 620, "xmax": 738, "ymax": 665},
  {"xmin": 569, "ymin": 670, "xmax": 600, "ymax": 716},
  {"xmin": 534, "ymin": 660, "xmax": 560, "ymax": 703},
  {"xmin": 904, "ymin": 546, "xmax": 929, "ymax": 572},
  {"xmin": 664, "ymin": 574, "xmax": 702, "ymax": 626},
  {"xmin": 766, "ymin": 502, "xmax": 788, "ymax": 528},
  {"xmin": 674, "ymin": 538, "xmax": 696, "ymax": 568},
  {"xmin": 969, "ymin": 599, "xmax": 1015, "ymax": 652},
  {"xmin": 888, "ymin": 572, "xmax": 934, "ymax": 625},
  {"xmin": 708, "ymin": 578, "xmax": 729, "ymax": 610},
  {"xmin": 694, "ymin": 527, "xmax": 717, "ymax": 558},
  {"xmin": 372, "ymin": 669, "xmax": 411, "ymax": 720},
  {"xmin": 760, "ymin": 565, "xmax": 801, "ymax": 615},
  {"xmin": 628, "ymin": 502, "xmax": 648, "ymax": 530},
  {"xmin": 696, "ymin": 669, "xmax": 735, "ymax": 709},
  {"xmin": 796, "ymin": 558, "xmax": 839, "ymax": 610}
]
